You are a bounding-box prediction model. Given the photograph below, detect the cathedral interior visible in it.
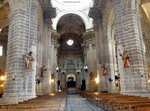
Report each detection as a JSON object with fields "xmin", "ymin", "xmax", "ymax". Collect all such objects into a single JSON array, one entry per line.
[{"xmin": 0, "ymin": 0, "xmax": 150, "ymax": 110}]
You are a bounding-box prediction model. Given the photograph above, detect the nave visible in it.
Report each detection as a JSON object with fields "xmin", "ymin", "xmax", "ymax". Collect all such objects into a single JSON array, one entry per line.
[{"xmin": 1, "ymin": 0, "xmax": 150, "ymax": 109}]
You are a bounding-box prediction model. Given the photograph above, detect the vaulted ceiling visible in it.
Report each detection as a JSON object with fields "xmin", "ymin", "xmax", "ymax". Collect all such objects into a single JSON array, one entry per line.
[
  {"xmin": 57, "ymin": 14, "xmax": 85, "ymax": 56},
  {"xmin": 57, "ymin": 14, "xmax": 85, "ymax": 36}
]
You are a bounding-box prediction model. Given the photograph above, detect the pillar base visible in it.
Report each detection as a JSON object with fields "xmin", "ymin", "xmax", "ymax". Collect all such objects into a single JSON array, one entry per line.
[
  {"xmin": 1, "ymin": 94, "xmax": 36, "ymax": 105},
  {"xmin": 0, "ymin": 97, "xmax": 18, "ymax": 105}
]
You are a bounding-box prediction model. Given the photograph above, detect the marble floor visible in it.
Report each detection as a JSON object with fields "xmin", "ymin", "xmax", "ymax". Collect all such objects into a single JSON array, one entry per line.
[{"xmin": 65, "ymin": 94, "xmax": 104, "ymax": 111}]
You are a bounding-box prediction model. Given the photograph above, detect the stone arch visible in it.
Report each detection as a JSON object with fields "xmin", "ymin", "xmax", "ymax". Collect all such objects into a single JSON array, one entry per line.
[
  {"xmin": 66, "ymin": 73, "xmax": 76, "ymax": 82},
  {"xmin": 52, "ymin": 11, "xmax": 93, "ymax": 30},
  {"xmin": 107, "ymin": 10, "xmax": 114, "ymax": 40},
  {"xmin": 140, "ymin": 1, "xmax": 150, "ymax": 79},
  {"xmin": 56, "ymin": 13, "xmax": 86, "ymax": 36},
  {"xmin": 101, "ymin": 0, "xmax": 114, "ymax": 39},
  {"xmin": 141, "ymin": 0, "xmax": 150, "ymax": 4}
]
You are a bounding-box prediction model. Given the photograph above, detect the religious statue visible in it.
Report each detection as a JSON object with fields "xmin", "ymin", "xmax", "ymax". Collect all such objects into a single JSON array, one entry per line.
[
  {"xmin": 41, "ymin": 65, "xmax": 47, "ymax": 77},
  {"xmin": 119, "ymin": 50, "xmax": 130, "ymax": 68},
  {"xmin": 90, "ymin": 72, "xmax": 94, "ymax": 81},
  {"xmin": 101, "ymin": 65, "xmax": 107, "ymax": 75},
  {"xmin": 24, "ymin": 52, "xmax": 34, "ymax": 69}
]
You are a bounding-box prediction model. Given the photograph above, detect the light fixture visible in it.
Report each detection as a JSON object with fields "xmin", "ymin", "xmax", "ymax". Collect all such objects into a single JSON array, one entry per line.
[
  {"xmin": 51, "ymin": 79, "xmax": 54, "ymax": 83},
  {"xmin": 67, "ymin": 39, "xmax": 74, "ymax": 46},
  {"xmin": 84, "ymin": 65, "xmax": 88, "ymax": 71},
  {"xmin": 148, "ymin": 80, "xmax": 150, "ymax": 83},
  {"xmin": 94, "ymin": 92, "xmax": 99, "ymax": 95},
  {"xmin": 0, "ymin": 76, "xmax": 5, "ymax": 81},
  {"xmin": 50, "ymin": 93, "xmax": 55, "ymax": 96},
  {"xmin": 84, "ymin": 65, "xmax": 88, "ymax": 69},
  {"xmin": 0, "ymin": 84, "xmax": 3, "ymax": 87},
  {"xmin": 56, "ymin": 66, "xmax": 59, "ymax": 72},
  {"xmin": 95, "ymin": 77, "xmax": 99, "ymax": 84},
  {"xmin": 0, "ymin": 29, "xmax": 2, "ymax": 33}
]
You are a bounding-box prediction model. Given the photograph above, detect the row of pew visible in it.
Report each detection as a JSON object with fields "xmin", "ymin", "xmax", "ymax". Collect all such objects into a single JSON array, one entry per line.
[
  {"xmin": 0, "ymin": 92, "xmax": 66, "ymax": 111},
  {"xmin": 80, "ymin": 91, "xmax": 150, "ymax": 111}
]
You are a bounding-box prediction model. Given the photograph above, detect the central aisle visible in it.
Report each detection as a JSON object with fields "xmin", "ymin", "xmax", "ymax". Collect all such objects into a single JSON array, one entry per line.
[{"xmin": 65, "ymin": 94, "xmax": 104, "ymax": 111}]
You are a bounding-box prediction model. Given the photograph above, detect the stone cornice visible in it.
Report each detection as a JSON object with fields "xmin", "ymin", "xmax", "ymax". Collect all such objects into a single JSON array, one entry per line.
[
  {"xmin": 43, "ymin": 6, "xmax": 56, "ymax": 27},
  {"xmin": 89, "ymin": 7, "xmax": 102, "ymax": 22},
  {"xmin": 43, "ymin": 7, "xmax": 56, "ymax": 20},
  {"xmin": 89, "ymin": 7, "xmax": 102, "ymax": 31},
  {"xmin": 39, "ymin": 0, "xmax": 56, "ymax": 26}
]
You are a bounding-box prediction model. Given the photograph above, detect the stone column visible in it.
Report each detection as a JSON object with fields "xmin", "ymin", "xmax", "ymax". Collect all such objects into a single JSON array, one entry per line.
[
  {"xmin": 41, "ymin": 24, "xmax": 52, "ymax": 94},
  {"xmin": 85, "ymin": 38, "xmax": 97, "ymax": 91},
  {"xmin": 96, "ymin": 30, "xmax": 109, "ymax": 92},
  {"xmin": 51, "ymin": 44, "xmax": 55, "ymax": 92},
  {"xmin": 104, "ymin": 38, "xmax": 117, "ymax": 93},
  {"xmin": 83, "ymin": 47, "xmax": 89, "ymax": 90},
  {"xmin": 89, "ymin": 7, "xmax": 109, "ymax": 92},
  {"xmin": 51, "ymin": 44, "xmax": 54, "ymax": 73},
  {"xmin": 3, "ymin": 0, "xmax": 38, "ymax": 104},
  {"xmin": 94, "ymin": 30, "xmax": 102, "ymax": 92},
  {"xmin": 87, "ymin": 43, "xmax": 92, "ymax": 90},
  {"xmin": 113, "ymin": 0, "xmax": 149, "ymax": 96},
  {"xmin": 54, "ymin": 46, "xmax": 58, "ymax": 91},
  {"xmin": 89, "ymin": 44, "xmax": 93, "ymax": 72},
  {"xmin": 51, "ymin": 42, "xmax": 57, "ymax": 92}
]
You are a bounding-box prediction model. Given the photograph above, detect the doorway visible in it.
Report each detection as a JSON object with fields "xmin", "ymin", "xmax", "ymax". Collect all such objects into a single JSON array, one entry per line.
[{"xmin": 66, "ymin": 74, "xmax": 76, "ymax": 88}]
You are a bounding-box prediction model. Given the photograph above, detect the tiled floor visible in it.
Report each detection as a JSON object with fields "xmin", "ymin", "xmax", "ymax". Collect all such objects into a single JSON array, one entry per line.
[{"xmin": 65, "ymin": 94, "xmax": 104, "ymax": 111}]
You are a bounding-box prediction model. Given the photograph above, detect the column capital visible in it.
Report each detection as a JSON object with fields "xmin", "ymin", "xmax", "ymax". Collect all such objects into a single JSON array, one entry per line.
[
  {"xmin": 89, "ymin": 7, "xmax": 102, "ymax": 31},
  {"xmin": 89, "ymin": 7, "xmax": 102, "ymax": 22},
  {"xmin": 43, "ymin": 7, "xmax": 56, "ymax": 25}
]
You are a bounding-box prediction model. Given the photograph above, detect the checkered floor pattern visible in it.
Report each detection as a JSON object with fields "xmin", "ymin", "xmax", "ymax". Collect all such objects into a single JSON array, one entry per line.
[{"xmin": 65, "ymin": 94, "xmax": 104, "ymax": 111}]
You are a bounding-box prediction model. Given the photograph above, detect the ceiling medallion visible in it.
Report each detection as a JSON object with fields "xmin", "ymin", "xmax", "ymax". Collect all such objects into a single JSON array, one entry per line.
[{"xmin": 67, "ymin": 39, "xmax": 74, "ymax": 46}]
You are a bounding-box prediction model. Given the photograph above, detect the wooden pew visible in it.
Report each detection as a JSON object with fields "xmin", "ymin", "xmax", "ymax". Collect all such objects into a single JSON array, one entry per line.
[
  {"xmin": 0, "ymin": 92, "xmax": 66, "ymax": 111},
  {"xmin": 79, "ymin": 91, "xmax": 150, "ymax": 111}
]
